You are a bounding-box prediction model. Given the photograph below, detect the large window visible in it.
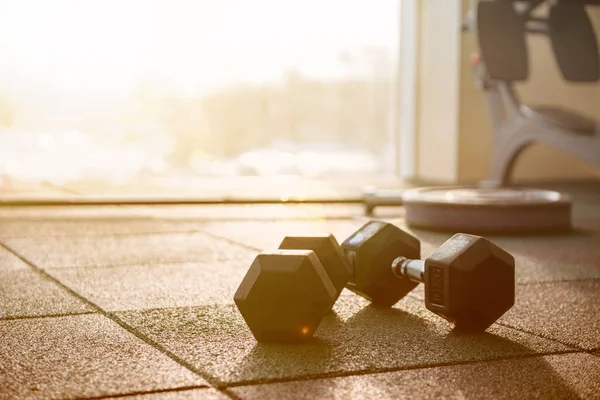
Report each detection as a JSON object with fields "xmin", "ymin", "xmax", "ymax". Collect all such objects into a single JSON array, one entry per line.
[{"xmin": 0, "ymin": 1, "xmax": 400, "ymax": 189}]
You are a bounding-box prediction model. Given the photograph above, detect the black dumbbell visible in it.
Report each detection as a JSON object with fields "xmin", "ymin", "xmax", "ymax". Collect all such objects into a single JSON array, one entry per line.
[
  {"xmin": 342, "ymin": 221, "xmax": 515, "ymax": 331},
  {"xmin": 234, "ymin": 249, "xmax": 340, "ymax": 342},
  {"xmin": 280, "ymin": 222, "xmax": 515, "ymax": 330},
  {"xmin": 234, "ymin": 234, "xmax": 351, "ymax": 343}
]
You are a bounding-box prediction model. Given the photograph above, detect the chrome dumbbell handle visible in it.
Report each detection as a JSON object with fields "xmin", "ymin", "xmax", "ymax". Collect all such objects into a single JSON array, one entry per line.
[{"xmin": 391, "ymin": 257, "xmax": 425, "ymax": 284}]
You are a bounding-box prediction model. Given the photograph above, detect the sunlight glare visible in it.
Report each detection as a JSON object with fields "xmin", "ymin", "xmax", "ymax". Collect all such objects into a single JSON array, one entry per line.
[
  {"xmin": 0, "ymin": 0, "xmax": 400, "ymax": 185},
  {"xmin": 0, "ymin": 0, "xmax": 398, "ymax": 94}
]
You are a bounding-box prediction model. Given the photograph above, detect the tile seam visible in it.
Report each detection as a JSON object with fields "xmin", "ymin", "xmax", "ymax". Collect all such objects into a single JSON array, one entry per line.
[{"xmin": 0, "ymin": 241, "xmax": 230, "ymax": 396}]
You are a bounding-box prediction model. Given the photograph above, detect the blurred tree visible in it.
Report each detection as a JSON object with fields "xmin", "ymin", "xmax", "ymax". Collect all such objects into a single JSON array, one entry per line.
[
  {"xmin": 119, "ymin": 50, "xmax": 395, "ymax": 171},
  {"xmin": 122, "ymin": 82, "xmax": 210, "ymax": 170}
]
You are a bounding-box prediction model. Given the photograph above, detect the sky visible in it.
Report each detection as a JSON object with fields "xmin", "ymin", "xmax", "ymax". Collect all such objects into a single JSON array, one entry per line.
[{"xmin": 0, "ymin": 0, "xmax": 400, "ymax": 96}]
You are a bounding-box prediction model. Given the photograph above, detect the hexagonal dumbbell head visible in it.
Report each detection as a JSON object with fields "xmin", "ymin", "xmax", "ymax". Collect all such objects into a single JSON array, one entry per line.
[
  {"xmin": 424, "ymin": 233, "xmax": 515, "ymax": 331},
  {"xmin": 341, "ymin": 221, "xmax": 421, "ymax": 307},
  {"xmin": 279, "ymin": 234, "xmax": 351, "ymax": 306},
  {"xmin": 234, "ymin": 249, "xmax": 337, "ymax": 342}
]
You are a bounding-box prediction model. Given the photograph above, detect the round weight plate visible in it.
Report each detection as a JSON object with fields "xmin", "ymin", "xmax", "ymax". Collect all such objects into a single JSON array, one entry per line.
[{"xmin": 403, "ymin": 186, "xmax": 572, "ymax": 234}]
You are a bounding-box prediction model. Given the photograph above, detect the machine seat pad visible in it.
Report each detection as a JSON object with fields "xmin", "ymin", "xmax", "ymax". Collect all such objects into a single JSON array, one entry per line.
[{"xmin": 523, "ymin": 105, "xmax": 598, "ymax": 135}]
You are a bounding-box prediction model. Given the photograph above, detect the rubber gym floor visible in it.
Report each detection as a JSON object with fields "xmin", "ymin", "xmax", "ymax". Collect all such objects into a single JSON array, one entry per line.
[{"xmin": 1, "ymin": 179, "xmax": 599, "ymax": 400}]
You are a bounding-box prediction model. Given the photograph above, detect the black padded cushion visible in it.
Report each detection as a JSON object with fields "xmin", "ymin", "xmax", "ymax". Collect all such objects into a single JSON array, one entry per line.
[
  {"xmin": 549, "ymin": 3, "xmax": 600, "ymax": 82},
  {"xmin": 524, "ymin": 106, "xmax": 598, "ymax": 134},
  {"xmin": 477, "ymin": 2, "xmax": 529, "ymax": 81}
]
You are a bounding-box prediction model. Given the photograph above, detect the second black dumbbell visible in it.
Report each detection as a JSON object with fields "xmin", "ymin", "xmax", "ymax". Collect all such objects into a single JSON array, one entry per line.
[{"xmin": 282, "ymin": 221, "xmax": 515, "ymax": 331}]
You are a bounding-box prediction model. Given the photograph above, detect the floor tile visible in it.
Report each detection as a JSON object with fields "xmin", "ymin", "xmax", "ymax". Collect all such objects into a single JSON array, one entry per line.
[
  {"xmin": 0, "ymin": 218, "xmax": 197, "ymax": 238},
  {"xmin": 3, "ymin": 231, "xmax": 253, "ymax": 269},
  {"xmin": 231, "ymin": 353, "xmax": 600, "ymax": 400},
  {"xmin": 113, "ymin": 388, "xmax": 228, "ymax": 399},
  {"xmin": 499, "ymin": 280, "xmax": 600, "ymax": 350},
  {"xmin": 0, "ymin": 246, "xmax": 28, "ymax": 272},
  {"xmin": 48, "ymin": 257, "xmax": 255, "ymax": 312},
  {"xmin": 116, "ymin": 296, "xmax": 569, "ymax": 385},
  {"xmin": 407, "ymin": 229, "xmax": 600, "ymax": 284},
  {"xmin": 0, "ymin": 314, "xmax": 207, "ymax": 399},
  {"xmin": 491, "ymin": 234, "xmax": 600, "ymax": 283},
  {"xmin": 199, "ymin": 220, "xmax": 365, "ymax": 251},
  {"xmin": 145, "ymin": 204, "xmax": 363, "ymax": 221},
  {"xmin": 0, "ymin": 270, "xmax": 92, "ymax": 318}
]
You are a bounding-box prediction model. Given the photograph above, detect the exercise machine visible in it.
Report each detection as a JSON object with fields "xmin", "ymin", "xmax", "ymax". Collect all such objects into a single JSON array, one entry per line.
[{"xmin": 363, "ymin": 0, "xmax": 599, "ymax": 232}]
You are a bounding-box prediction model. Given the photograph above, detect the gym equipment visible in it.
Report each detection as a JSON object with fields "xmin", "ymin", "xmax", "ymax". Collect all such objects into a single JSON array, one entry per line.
[
  {"xmin": 363, "ymin": 186, "xmax": 572, "ymax": 233},
  {"xmin": 365, "ymin": 0, "xmax": 600, "ymax": 225},
  {"xmin": 475, "ymin": 1, "xmax": 528, "ymax": 82},
  {"xmin": 279, "ymin": 234, "xmax": 351, "ymax": 305},
  {"xmin": 470, "ymin": 0, "xmax": 600, "ymax": 186},
  {"xmin": 234, "ymin": 220, "xmax": 514, "ymax": 342},
  {"xmin": 234, "ymin": 234, "xmax": 350, "ymax": 343},
  {"xmin": 548, "ymin": 2, "xmax": 600, "ymax": 82},
  {"xmin": 233, "ymin": 249, "xmax": 337, "ymax": 342},
  {"xmin": 342, "ymin": 221, "xmax": 515, "ymax": 331},
  {"xmin": 277, "ymin": 227, "xmax": 418, "ymax": 313}
]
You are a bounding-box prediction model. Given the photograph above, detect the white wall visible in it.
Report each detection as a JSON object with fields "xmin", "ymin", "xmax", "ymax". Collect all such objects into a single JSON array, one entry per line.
[{"xmin": 415, "ymin": 0, "xmax": 462, "ymax": 183}]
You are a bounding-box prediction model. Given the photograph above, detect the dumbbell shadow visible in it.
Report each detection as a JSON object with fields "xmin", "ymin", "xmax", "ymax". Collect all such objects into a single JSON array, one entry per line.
[
  {"xmin": 235, "ymin": 295, "xmax": 566, "ymax": 387},
  {"xmin": 234, "ymin": 300, "xmax": 425, "ymax": 380},
  {"xmin": 434, "ymin": 332, "xmax": 580, "ymax": 399}
]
